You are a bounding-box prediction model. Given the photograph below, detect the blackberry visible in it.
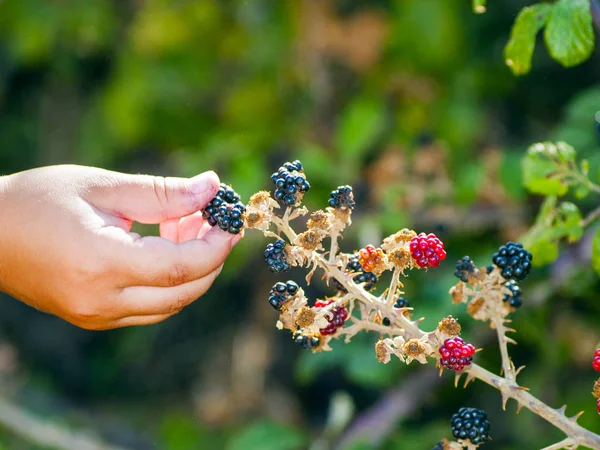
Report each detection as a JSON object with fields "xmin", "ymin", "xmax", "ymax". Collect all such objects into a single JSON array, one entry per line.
[
  {"xmin": 454, "ymin": 256, "xmax": 475, "ymax": 283},
  {"xmin": 333, "ymin": 256, "xmax": 378, "ymax": 292},
  {"xmin": 503, "ymin": 280, "xmax": 522, "ymax": 308},
  {"xmin": 432, "ymin": 441, "xmax": 446, "ymax": 450},
  {"xmin": 270, "ymin": 160, "xmax": 310, "ymax": 206},
  {"xmin": 439, "ymin": 337, "xmax": 475, "ymax": 371},
  {"xmin": 293, "ymin": 330, "xmax": 320, "ymax": 350},
  {"xmin": 409, "ymin": 233, "xmax": 447, "ymax": 268},
  {"xmin": 593, "ymin": 349, "xmax": 600, "ymax": 372},
  {"xmin": 328, "ymin": 185, "xmax": 355, "ymax": 210},
  {"xmin": 268, "ymin": 280, "xmax": 299, "ymax": 310},
  {"xmin": 264, "ymin": 240, "xmax": 291, "ymax": 273},
  {"xmin": 315, "ymin": 299, "xmax": 348, "ymax": 335},
  {"xmin": 202, "ymin": 183, "xmax": 245, "ymax": 234},
  {"xmin": 451, "ymin": 407, "xmax": 491, "ymax": 445},
  {"xmin": 394, "ymin": 297, "xmax": 410, "ymax": 308},
  {"xmin": 492, "ymin": 242, "xmax": 532, "ymax": 281}
]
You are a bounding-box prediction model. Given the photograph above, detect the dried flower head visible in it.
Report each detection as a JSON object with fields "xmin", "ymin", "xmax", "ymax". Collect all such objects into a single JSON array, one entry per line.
[
  {"xmin": 402, "ymin": 335, "xmax": 433, "ymax": 364},
  {"xmin": 467, "ymin": 298, "xmax": 486, "ymax": 320},
  {"xmin": 450, "ymin": 282, "xmax": 466, "ymax": 304},
  {"xmin": 375, "ymin": 339, "xmax": 391, "ymax": 364},
  {"xmin": 244, "ymin": 191, "xmax": 278, "ymax": 231},
  {"xmin": 307, "ymin": 210, "xmax": 331, "ymax": 232},
  {"xmin": 295, "ymin": 306, "xmax": 316, "ymax": 329},
  {"xmin": 438, "ymin": 316, "xmax": 462, "ymax": 338},
  {"xmin": 382, "ymin": 228, "xmax": 417, "ymax": 253},
  {"xmin": 295, "ymin": 230, "xmax": 324, "ymax": 251},
  {"xmin": 388, "ymin": 247, "xmax": 413, "ymax": 271},
  {"xmin": 593, "ymin": 378, "xmax": 600, "ymax": 399}
]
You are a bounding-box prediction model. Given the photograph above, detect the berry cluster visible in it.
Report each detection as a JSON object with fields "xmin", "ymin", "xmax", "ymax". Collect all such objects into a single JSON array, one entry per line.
[
  {"xmin": 593, "ymin": 348, "xmax": 600, "ymax": 372},
  {"xmin": 409, "ymin": 233, "xmax": 447, "ymax": 268},
  {"xmin": 451, "ymin": 407, "xmax": 491, "ymax": 445},
  {"xmin": 454, "ymin": 256, "xmax": 475, "ymax": 282},
  {"xmin": 394, "ymin": 297, "xmax": 410, "ymax": 308},
  {"xmin": 503, "ymin": 280, "xmax": 522, "ymax": 308},
  {"xmin": 439, "ymin": 337, "xmax": 475, "ymax": 371},
  {"xmin": 268, "ymin": 281, "xmax": 299, "ymax": 310},
  {"xmin": 328, "ymin": 185, "xmax": 355, "ymax": 210},
  {"xmin": 432, "ymin": 441, "xmax": 445, "ymax": 450},
  {"xmin": 333, "ymin": 256, "xmax": 378, "ymax": 292},
  {"xmin": 264, "ymin": 240, "xmax": 291, "ymax": 273},
  {"xmin": 271, "ymin": 160, "xmax": 310, "ymax": 206},
  {"xmin": 492, "ymin": 242, "xmax": 532, "ymax": 281},
  {"xmin": 358, "ymin": 245, "xmax": 384, "ymax": 272},
  {"xmin": 315, "ymin": 299, "xmax": 348, "ymax": 335},
  {"xmin": 202, "ymin": 184, "xmax": 245, "ymax": 234},
  {"xmin": 293, "ymin": 331, "xmax": 320, "ymax": 350}
]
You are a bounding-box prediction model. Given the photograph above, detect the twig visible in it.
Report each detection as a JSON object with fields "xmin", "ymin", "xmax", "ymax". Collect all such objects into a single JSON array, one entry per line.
[
  {"xmin": 541, "ymin": 438, "xmax": 578, "ymax": 450},
  {"xmin": 491, "ymin": 317, "xmax": 515, "ymax": 382},
  {"xmin": 581, "ymin": 205, "xmax": 600, "ymax": 228},
  {"xmin": 0, "ymin": 396, "xmax": 129, "ymax": 450}
]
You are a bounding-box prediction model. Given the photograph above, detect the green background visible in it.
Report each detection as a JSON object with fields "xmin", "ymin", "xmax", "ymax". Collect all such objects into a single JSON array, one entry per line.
[{"xmin": 0, "ymin": 0, "xmax": 599, "ymax": 449}]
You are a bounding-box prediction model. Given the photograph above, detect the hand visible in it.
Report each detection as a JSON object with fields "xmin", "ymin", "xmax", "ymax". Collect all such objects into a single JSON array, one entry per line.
[{"xmin": 0, "ymin": 165, "xmax": 241, "ymax": 330}]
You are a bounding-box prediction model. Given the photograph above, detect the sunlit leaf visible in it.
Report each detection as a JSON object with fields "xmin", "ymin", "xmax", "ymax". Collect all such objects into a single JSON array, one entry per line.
[
  {"xmin": 335, "ymin": 98, "xmax": 386, "ymax": 158},
  {"xmin": 591, "ymin": 228, "xmax": 600, "ymax": 277},
  {"xmin": 544, "ymin": 0, "xmax": 595, "ymax": 68},
  {"xmin": 226, "ymin": 421, "xmax": 307, "ymax": 450}
]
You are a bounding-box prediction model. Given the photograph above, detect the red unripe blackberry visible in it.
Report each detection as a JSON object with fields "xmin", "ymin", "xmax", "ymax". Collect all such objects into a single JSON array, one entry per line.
[
  {"xmin": 315, "ymin": 299, "xmax": 348, "ymax": 335},
  {"xmin": 358, "ymin": 245, "xmax": 384, "ymax": 272},
  {"xmin": 439, "ymin": 337, "xmax": 475, "ymax": 371},
  {"xmin": 409, "ymin": 233, "xmax": 447, "ymax": 268},
  {"xmin": 593, "ymin": 349, "xmax": 600, "ymax": 372},
  {"xmin": 597, "ymin": 398, "xmax": 600, "ymax": 415}
]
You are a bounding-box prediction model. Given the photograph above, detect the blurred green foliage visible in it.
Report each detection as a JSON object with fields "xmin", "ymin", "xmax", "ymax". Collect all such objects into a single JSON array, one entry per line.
[{"xmin": 0, "ymin": 0, "xmax": 599, "ymax": 449}]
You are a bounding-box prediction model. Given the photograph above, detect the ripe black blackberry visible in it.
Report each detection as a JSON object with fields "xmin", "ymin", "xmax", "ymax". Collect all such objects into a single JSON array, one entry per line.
[
  {"xmin": 264, "ymin": 240, "xmax": 291, "ymax": 273},
  {"xmin": 432, "ymin": 441, "xmax": 446, "ymax": 450},
  {"xmin": 202, "ymin": 183, "xmax": 246, "ymax": 234},
  {"xmin": 394, "ymin": 297, "xmax": 410, "ymax": 308},
  {"xmin": 454, "ymin": 256, "xmax": 476, "ymax": 283},
  {"xmin": 492, "ymin": 242, "xmax": 532, "ymax": 281},
  {"xmin": 451, "ymin": 407, "xmax": 491, "ymax": 445},
  {"xmin": 271, "ymin": 160, "xmax": 310, "ymax": 206},
  {"xmin": 268, "ymin": 280, "xmax": 299, "ymax": 310},
  {"xmin": 503, "ymin": 280, "xmax": 522, "ymax": 308},
  {"xmin": 332, "ymin": 255, "xmax": 378, "ymax": 292},
  {"xmin": 328, "ymin": 185, "xmax": 355, "ymax": 210},
  {"xmin": 293, "ymin": 330, "xmax": 320, "ymax": 349}
]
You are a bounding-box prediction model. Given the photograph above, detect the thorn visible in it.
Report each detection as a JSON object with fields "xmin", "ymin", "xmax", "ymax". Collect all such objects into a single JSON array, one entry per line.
[
  {"xmin": 454, "ymin": 372, "xmax": 462, "ymax": 388},
  {"xmin": 439, "ymin": 367, "xmax": 444, "ymax": 377},
  {"xmin": 463, "ymin": 374, "xmax": 476, "ymax": 388},
  {"xmin": 556, "ymin": 405, "xmax": 567, "ymax": 415},
  {"xmin": 506, "ymin": 337, "xmax": 517, "ymax": 345},
  {"xmin": 517, "ymin": 386, "xmax": 530, "ymax": 391},
  {"xmin": 506, "ymin": 328, "xmax": 517, "ymax": 334},
  {"xmin": 570, "ymin": 411, "xmax": 585, "ymax": 422},
  {"xmin": 501, "ymin": 393, "xmax": 509, "ymax": 410},
  {"xmin": 515, "ymin": 365, "xmax": 526, "ymax": 376},
  {"xmin": 474, "ymin": 347, "xmax": 484, "ymax": 353},
  {"xmin": 515, "ymin": 403, "xmax": 523, "ymax": 414}
]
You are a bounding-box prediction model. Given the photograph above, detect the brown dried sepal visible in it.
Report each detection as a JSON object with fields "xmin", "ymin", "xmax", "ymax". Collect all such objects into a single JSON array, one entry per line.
[
  {"xmin": 467, "ymin": 298, "xmax": 485, "ymax": 319},
  {"xmin": 295, "ymin": 306, "xmax": 316, "ymax": 328},
  {"xmin": 307, "ymin": 210, "xmax": 331, "ymax": 232},
  {"xmin": 248, "ymin": 190, "xmax": 272, "ymax": 208},
  {"xmin": 278, "ymin": 311, "xmax": 297, "ymax": 333},
  {"xmin": 375, "ymin": 340, "xmax": 390, "ymax": 363},
  {"xmin": 244, "ymin": 211, "xmax": 264, "ymax": 228},
  {"xmin": 593, "ymin": 378, "xmax": 600, "ymax": 399},
  {"xmin": 438, "ymin": 316, "xmax": 461, "ymax": 337},
  {"xmin": 295, "ymin": 230, "xmax": 324, "ymax": 251},
  {"xmin": 450, "ymin": 282, "xmax": 466, "ymax": 304},
  {"xmin": 388, "ymin": 247, "xmax": 412, "ymax": 271},
  {"xmin": 403, "ymin": 339, "xmax": 426, "ymax": 358},
  {"xmin": 382, "ymin": 228, "xmax": 417, "ymax": 252}
]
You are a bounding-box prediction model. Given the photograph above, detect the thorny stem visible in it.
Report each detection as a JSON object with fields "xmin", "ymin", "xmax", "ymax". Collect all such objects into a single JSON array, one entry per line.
[
  {"xmin": 264, "ymin": 207, "xmax": 600, "ymax": 449},
  {"xmin": 329, "ymin": 230, "xmax": 339, "ymax": 264},
  {"xmin": 491, "ymin": 317, "xmax": 515, "ymax": 381},
  {"xmin": 385, "ymin": 268, "xmax": 402, "ymax": 308},
  {"xmin": 540, "ymin": 438, "xmax": 578, "ymax": 450}
]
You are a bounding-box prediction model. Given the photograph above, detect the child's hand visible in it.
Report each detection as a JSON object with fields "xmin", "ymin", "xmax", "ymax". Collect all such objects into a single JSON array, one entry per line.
[{"xmin": 0, "ymin": 165, "xmax": 241, "ymax": 330}]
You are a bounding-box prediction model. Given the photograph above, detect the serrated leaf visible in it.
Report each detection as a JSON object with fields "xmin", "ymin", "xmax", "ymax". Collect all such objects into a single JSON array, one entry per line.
[
  {"xmin": 544, "ymin": 0, "xmax": 595, "ymax": 68},
  {"xmin": 554, "ymin": 202, "xmax": 583, "ymax": 242},
  {"xmin": 522, "ymin": 143, "xmax": 569, "ymax": 196},
  {"xmin": 504, "ymin": 3, "xmax": 553, "ymax": 75},
  {"xmin": 226, "ymin": 421, "xmax": 307, "ymax": 450},
  {"xmin": 592, "ymin": 228, "xmax": 600, "ymax": 276}
]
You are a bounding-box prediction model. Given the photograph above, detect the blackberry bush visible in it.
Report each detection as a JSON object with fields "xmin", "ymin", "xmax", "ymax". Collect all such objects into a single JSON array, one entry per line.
[
  {"xmin": 450, "ymin": 407, "xmax": 491, "ymax": 445},
  {"xmin": 202, "ymin": 183, "xmax": 245, "ymax": 234},
  {"xmin": 293, "ymin": 330, "xmax": 320, "ymax": 350},
  {"xmin": 438, "ymin": 337, "xmax": 475, "ymax": 371},
  {"xmin": 454, "ymin": 256, "xmax": 475, "ymax": 282},
  {"xmin": 394, "ymin": 297, "xmax": 410, "ymax": 308},
  {"xmin": 314, "ymin": 299, "xmax": 348, "ymax": 336},
  {"xmin": 503, "ymin": 280, "xmax": 522, "ymax": 308},
  {"xmin": 593, "ymin": 349, "xmax": 600, "ymax": 372},
  {"xmin": 328, "ymin": 185, "xmax": 355, "ymax": 210},
  {"xmin": 492, "ymin": 241, "xmax": 532, "ymax": 281},
  {"xmin": 409, "ymin": 233, "xmax": 447, "ymax": 268}
]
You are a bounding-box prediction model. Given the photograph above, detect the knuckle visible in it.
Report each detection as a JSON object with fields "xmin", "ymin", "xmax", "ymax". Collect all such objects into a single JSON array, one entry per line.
[
  {"xmin": 169, "ymin": 290, "xmax": 193, "ymax": 314},
  {"xmin": 166, "ymin": 262, "xmax": 191, "ymax": 287},
  {"xmin": 152, "ymin": 176, "xmax": 170, "ymax": 219},
  {"xmin": 68, "ymin": 302, "xmax": 104, "ymax": 330}
]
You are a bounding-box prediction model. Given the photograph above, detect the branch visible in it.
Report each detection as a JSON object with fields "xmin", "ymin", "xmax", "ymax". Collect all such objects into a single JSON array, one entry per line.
[
  {"xmin": 491, "ymin": 317, "xmax": 516, "ymax": 382},
  {"xmin": 0, "ymin": 396, "xmax": 129, "ymax": 450},
  {"xmin": 581, "ymin": 205, "xmax": 600, "ymax": 228},
  {"xmin": 540, "ymin": 438, "xmax": 578, "ymax": 450}
]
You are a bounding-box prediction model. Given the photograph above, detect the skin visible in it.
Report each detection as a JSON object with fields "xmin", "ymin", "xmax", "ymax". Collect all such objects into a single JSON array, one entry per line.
[{"xmin": 0, "ymin": 165, "xmax": 242, "ymax": 330}]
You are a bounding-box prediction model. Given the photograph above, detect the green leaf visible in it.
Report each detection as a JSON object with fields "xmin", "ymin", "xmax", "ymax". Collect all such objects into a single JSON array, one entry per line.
[
  {"xmin": 226, "ymin": 421, "xmax": 307, "ymax": 450},
  {"xmin": 472, "ymin": 0, "xmax": 486, "ymax": 14},
  {"xmin": 504, "ymin": 3, "xmax": 553, "ymax": 75},
  {"xmin": 591, "ymin": 228, "xmax": 600, "ymax": 277},
  {"xmin": 335, "ymin": 98, "xmax": 386, "ymax": 158},
  {"xmin": 522, "ymin": 142, "xmax": 572, "ymax": 196},
  {"xmin": 529, "ymin": 239, "xmax": 559, "ymax": 266},
  {"xmin": 544, "ymin": 0, "xmax": 595, "ymax": 68},
  {"xmin": 553, "ymin": 202, "xmax": 583, "ymax": 242}
]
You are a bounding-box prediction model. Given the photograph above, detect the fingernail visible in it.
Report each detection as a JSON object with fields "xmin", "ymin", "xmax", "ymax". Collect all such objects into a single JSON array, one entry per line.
[{"xmin": 190, "ymin": 171, "xmax": 220, "ymax": 196}]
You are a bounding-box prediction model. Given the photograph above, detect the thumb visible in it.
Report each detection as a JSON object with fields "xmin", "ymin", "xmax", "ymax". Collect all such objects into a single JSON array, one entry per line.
[{"xmin": 87, "ymin": 170, "xmax": 220, "ymax": 224}]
